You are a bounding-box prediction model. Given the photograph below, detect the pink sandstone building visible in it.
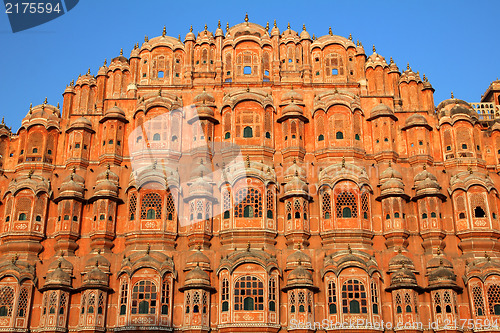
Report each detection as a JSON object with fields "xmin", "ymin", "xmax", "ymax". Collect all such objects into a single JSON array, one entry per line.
[{"xmin": 0, "ymin": 16, "xmax": 500, "ymax": 332}]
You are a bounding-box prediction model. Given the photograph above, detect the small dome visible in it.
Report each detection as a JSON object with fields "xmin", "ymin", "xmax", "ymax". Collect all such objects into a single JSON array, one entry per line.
[
  {"xmin": 282, "ymin": 88, "xmax": 304, "ymax": 104},
  {"xmin": 83, "ymin": 265, "xmax": 108, "ymax": 286},
  {"xmin": 195, "ymin": 105, "xmax": 214, "ymax": 118},
  {"xmin": 428, "ymin": 265, "xmax": 457, "ymax": 285},
  {"xmin": 45, "ymin": 265, "xmax": 71, "ymax": 287},
  {"xmin": 365, "ymin": 50, "xmax": 388, "ymax": 69},
  {"xmin": 69, "ymin": 116, "xmax": 92, "ymax": 129},
  {"xmin": 380, "ymin": 178, "xmax": 405, "ymax": 196},
  {"xmin": 105, "ymin": 105, "xmax": 126, "ymax": 117},
  {"xmin": 300, "ymin": 28, "xmax": 311, "ymax": 40},
  {"xmin": 380, "ymin": 165, "xmax": 402, "ymax": 181},
  {"xmin": 287, "ymin": 250, "xmax": 311, "ymax": 266},
  {"xmin": 48, "ymin": 256, "xmax": 73, "ymax": 272},
  {"xmin": 93, "ymin": 167, "xmax": 119, "ymax": 196},
  {"xmin": 194, "ymin": 89, "xmax": 215, "ymax": 105},
  {"xmin": 288, "ymin": 265, "xmax": 313, "ymax": 283},
  {"xmin": 185, "ymin": 265, "xmax": 210, "ymax": 285},
  {"xmin": 282, "ymin": 102, "xmax": 303, "ymax": 116},
  {"xmin": 427, "ymin": 255, "xmax": 453, "ymax": 270},
  {"xmin": 390, "ymin": 267, "xmax": 418, "ymax": 287},
  {"xmin": 59, "ymin": 177, "xmax": 84, "ymax": 196},
  {"xmin": 189, "ymin": 177, "xmax": 213, "ymax": 197},
  {"xmin": 389, "ymin": 253, "xmax": 415, "ymax": 270},
  {"xmin": 405, "ymin": 114, "xmax": 428, "ymax": 127},
  {"xmin": 370, "ymin": 103, "xmax": 394, "ymax": 119},
  {"xmin": 285, "ymin": 160, "xmax": 306, "ymax": 179},
  {"xmin": 187, "ymin": 250, "xmax": 211, "ymax": 266},
  {"xmin": 190, "ymin": 159, "xmax": 212, "ymax": 179},
  {"xmin": 284, "ymin": 176, "xmax": 309, "ymax": 195}
]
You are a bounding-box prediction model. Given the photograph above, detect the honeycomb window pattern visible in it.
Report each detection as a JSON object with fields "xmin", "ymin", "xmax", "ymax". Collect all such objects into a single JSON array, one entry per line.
[
  {"xmin": 361, "ymin": 192, "xmax": 369, "ymax": 219},
  {"xmin": 140, "ymin": 193, "xmax": 162, "ymax": 220},
  {"xmin": 17, "ymin": 287, "xmax": 28, "ymax": 317},
  {"xmin": 165, "ymin": 192, "xmax": 175, "ymax": 221},
  {"xmin": 322, "ymin": 192, "xmax": 331, "ymax": 219},
  {"xmin": 488, "ymin": 284, "xmax": 500, "ymax": 315},
  {"xmin": 0, "ymin": 286, "xmax": 14, "ymax": 317},
  {"xmin": 336, "ymin": 191, "xmax": 358, "ymax": 218},
  {"xmin": 472, "ymin": 286, "xmax": 484, "ymax": 316},
  {"xmin": 129, "ymin": 193, "xmax": 137, "ymax": 220},
  {"xmin": 234, "ymin": 188, "xmax": 262, "ymax": 218}
]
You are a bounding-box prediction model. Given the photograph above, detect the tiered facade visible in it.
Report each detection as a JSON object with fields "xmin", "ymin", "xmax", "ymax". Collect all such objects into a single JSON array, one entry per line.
[{"xmin": 1, "ymin": 17, "xmax": 500, "ymax": 332}]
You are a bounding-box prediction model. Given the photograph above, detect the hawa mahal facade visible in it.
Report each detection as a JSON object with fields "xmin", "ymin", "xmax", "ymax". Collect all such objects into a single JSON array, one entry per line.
[{"xmin": 0, "ymin": 16, "xmax": 500, "ymax": 333}]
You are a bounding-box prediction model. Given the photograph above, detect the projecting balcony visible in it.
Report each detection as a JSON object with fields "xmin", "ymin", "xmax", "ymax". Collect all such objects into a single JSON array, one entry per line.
[{"xmin": 470, "ymin": 102, "xmax": 500, "ymax": 121}]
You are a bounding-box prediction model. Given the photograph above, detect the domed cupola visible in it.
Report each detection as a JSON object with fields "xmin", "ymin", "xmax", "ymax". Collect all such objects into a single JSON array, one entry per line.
[
  {"xmin": 436, "ymin": 93, "xmax": 477, "ymax": 120},
  {"xmin": 100, "ymin": 104, "xmax": 128, "ymax": 123},
  {"xmin": 179, "ymin": 264, "xmax": 215, "ymax": 292},
  {"xmin": 68, "ymin": 116, "xmax": 93, "ymax": 131},
  {"xmin": 399, "ymin": 64, "xmax": 422, "ymax": 84},
  {"xmin": 368, "ymin": 102, "xmax": 397, "ymax": 121},
  {"xmin": 0, "ymin": 118, "xmax": 11, "ymax": 137},
  {"xmin": 82, "ymin": 262, "xmax": 109, "ymax": 288},
  {"xmin": 42, "ymin": 256, "xmax": 74, "ymax": 289},
  {"xmin": 193, "ymin": 88, "xmax": 216, "ymax": 106},
  {"xmin": 283, "ymin": 171, "xmax": 310, "ymax": 200},
  {"xmin": 270, "ymin": 20, "xmax": 280, "ymax": 37},
  {"xmin": 388, "ymin": 265, "xmax": 421, "ymax": 291},
  {"xmin": 58, "ymin": 168, "xmax": 85, "ymax": 200},
  {"xmin": 196, "ymin": 24, "xmax": 215, "ymax": 44},
  {"xmin": 402, "ymin": 113, "xmax": 432, "ymax": 131},
  {"xmin": 284, "ymin": 158, "xmax": 307, "ymax": 181},
  {"xmin": 388, "ymin": 57, "xmax": 400, "ymax": 73},
  {"xmin": 413, "ymin": 166, "xmax": 445, "ymax": 200},
  {"xmin": 299, "ymin": 24, "xmax": 311, "ymax": 40},
  {"xmin": 286, "ymin": 247, "xmax": 312, "ymax": 270},
  {"xmin": 92, "ymin": 165, "xmax": 119, "ymax": 199},
  {"xmin": 283, "ymin": 260, "xmax": 318, "ymax": 292},
  {"xmin": 388, "ymin": 249, "xmax": 416, "ymax": 271},
  {"xmin": 378, "ymin": 162, "xmax": 408, "ymax": 200},
  {"xmin": 365, "ymin": 45, "xmax": 388, "ymax": 70},
  {"xmin": 21, "ymin": 99, "xmax": 61, "ymax": 130},
  {"xmin": 215, "ymin": 20, "xmax": 224, "ymax": 37},
  {"xmin": 185, "ymin": 25, "xmax": 196, "ymax": 42},
  {"xmin": 186, "ymin": 247, "xmax": 211, "ymax": 271}
]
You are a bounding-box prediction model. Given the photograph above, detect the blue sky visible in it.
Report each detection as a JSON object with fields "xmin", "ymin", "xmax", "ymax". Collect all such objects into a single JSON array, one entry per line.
[{"xmin": 0, "ymin": 0, "xmax": 499, "ymax": 130}]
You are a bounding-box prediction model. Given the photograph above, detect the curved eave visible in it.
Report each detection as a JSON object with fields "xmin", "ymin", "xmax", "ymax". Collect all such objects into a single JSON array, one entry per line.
[
  {"xmin": 411, "ymin": 192, "xmax": 447, "ymax": 202},
  {"xmin": 279, "ymin": 192, "xmax": 312, "ymax": 202},
  {"xmin": 375, "ymin": 193, "xmax": 410, "ymax": 202},
  {"xmin": 425, "ymin": 283, "xmax": 463, "ymax": 293},
  {"xmin": 276, "ymin": 114, "xmax": 309, "ymax": 123},
  {"xmin": 179, "ymin": 284, "xmax": 216, "ymax": 293},
  {"xmin": 65, "ymin": 125, "xmax": 95, "ymax": 134},
  {"xmin": 88, "ymin": 194, "xmax": 123, "ymax": 204},
  {"xmin": 53, "ymin": 195, "xmax": 86, "ymax": 204},
  {"xmin": 99, "ymin": 115, "xmax": 129, "ymax": 124},
  {"xmin": 401, "ymin": 123, "xmax": 433, "ymax": 131},
  {"xmin": 281, "ymin": 283, "xmax": 319, "ymax": 293},
  {"xmin": 385, "ymin": 284, "xmax": 424, "ymax": 293},
  {"xmin": 367, "ymin": 113, "xmax": 398, "ymax": 122}
]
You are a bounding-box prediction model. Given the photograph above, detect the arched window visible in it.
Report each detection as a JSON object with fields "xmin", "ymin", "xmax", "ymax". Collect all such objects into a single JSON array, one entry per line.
[
  {"xmin": 234, "ymin": 276, "xmax": 264, "ymax": 311},
  {"xmin": 221, "ymin": 278, "xmax": 229, "ymax": 312},
  {"xmin": 371, "ymin": 280, "xmax": 379, "ymax": 314},
  {"xmin": 322, "ymin": 192, "xmax": 331, "ymax": 219},
  {"xmin": 431, "ymin": 212, "xmax": 437, "ymax": 218},
  {"xmin": 161, "ymin": 280, "xmax": 170, "ymax": 315},
  {"xmin": 459, "ymin": 212, "xmax": 466, "ymax": 219},
  {"xmin": 235, "ymin": 188, "xmax": 262, "ymax": 218},
  {"xmin": 472, "ymin": 285, "xmax": 485, "ymax": 316},
  {"xmin": 153, "ymin": 133, "xmax": 161, "ymax": 141},
  {"xmin": 328, "ymin": 280, "xmax": 337, "ymax": 314},
  {"xmin": 422, "ymin": 213, "xmax": 428, "ymax": 219},
  {"xmin": 18, "ymin": 213, "xmax": 27, "ymax": 221},
  {"xmin": 225, "ymin": 132, "xmax": 231, "ymax": 139},
  {"xmin": 355, "ymin": 134, "xmax": 360, "ymax": 141},
  {"xmin": 132, "ymin": 281, "xmax": 157, "ymax": 315},
  {"xmin": 243, "ymin": 126, "xmax": 253, "ymax": 138},
  {"xmin": 119, "ymin": 280, "xmax": 128, "ymax": 315},
  {"xmin": 141, "ymin": 193, "xmax": 162, "ymax": 219},
  {"xmin": 318, "ymin": 134, "xmax": 325, "ymax": 141},
  {"xmin": 269, "ymin": 277, "xmax": 277, "ymax": 312},
  {"xmin": 0, "ymin": 287, "xmax": 14, "ymax": 317},
  {"xmin": 336, "ymin": 191, "xmax": 358, "ymax": 218},
  {"xmin": 336, "ymin": 131, "xmax": 344, "ymax": 139},
  {"xmin": 342, "ymin": 279, "xmax": 367, "ymax": 314},
  {"xmin": 488, "ymin": 284, "xmax": 500, "ymax": 315}
]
